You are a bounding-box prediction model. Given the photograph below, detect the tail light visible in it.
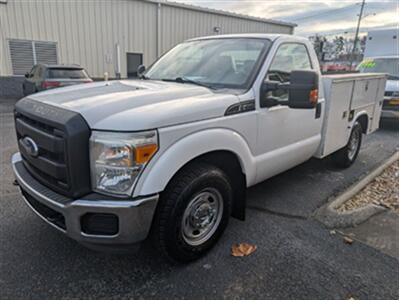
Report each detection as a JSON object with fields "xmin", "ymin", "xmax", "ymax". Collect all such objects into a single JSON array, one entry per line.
[{"xmin": 42, "ymin": 81, "xmax": 61, "ymax": 89}]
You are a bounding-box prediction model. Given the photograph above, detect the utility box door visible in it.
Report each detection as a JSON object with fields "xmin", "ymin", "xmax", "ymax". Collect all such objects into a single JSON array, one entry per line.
[{"xmin": 320, "ymin": 78, "xmax": 353, "ymax": 157}]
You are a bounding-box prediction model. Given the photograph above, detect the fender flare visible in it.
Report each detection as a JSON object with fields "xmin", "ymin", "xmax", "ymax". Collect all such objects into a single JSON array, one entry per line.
[
  {"xmin": 352, "ymin": 111, "xmax": 369, "ymax": 133},
  {"xmin": 133, "ymin": 128, "xmax": 256, "ymax": 197}
]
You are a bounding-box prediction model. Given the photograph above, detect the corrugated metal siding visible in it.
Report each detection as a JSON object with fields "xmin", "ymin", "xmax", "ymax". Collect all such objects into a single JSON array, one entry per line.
[
  {"xmin": 160, "ymin": 5, "xmax": 292, "ymax": 54},
  {"xmin": 0, "ymin": 0, "xmax": 293, "ymax": 78},
  {"xmin": 0, "ymin": 3, "xmax": 8, "ymax": 76}
]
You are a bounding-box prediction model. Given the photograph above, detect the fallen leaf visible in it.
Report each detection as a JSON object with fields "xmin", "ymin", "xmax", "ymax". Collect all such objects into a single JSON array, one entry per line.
[
  {"xmin": 231, "ymin": 243, "xmax": 257, "ymax": 257},
  {"xmin": 343, "ymin": 237, "xmax": 354, "ymax": 245}
]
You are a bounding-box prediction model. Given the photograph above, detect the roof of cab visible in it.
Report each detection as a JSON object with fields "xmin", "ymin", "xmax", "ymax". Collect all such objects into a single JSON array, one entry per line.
[{"xmin": 188, "ymin": 33, "xmax": 307, "ymax": 42}]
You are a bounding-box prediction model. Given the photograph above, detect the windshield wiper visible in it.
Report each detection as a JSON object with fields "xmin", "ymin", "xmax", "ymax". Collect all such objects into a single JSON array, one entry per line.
[{"xmin": 162, "ymin": 77, "xmax": 216, "ymax": 90}]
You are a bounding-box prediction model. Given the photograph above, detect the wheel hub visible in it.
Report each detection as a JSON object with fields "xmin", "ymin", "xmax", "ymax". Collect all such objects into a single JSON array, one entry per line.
[
  {"xmin": 182, "ymin": 188, "xmax": 223, "ymax": 246},
  {"xmin": 190, "ymin": 203, "xmax": 216, "ymax": 228}
]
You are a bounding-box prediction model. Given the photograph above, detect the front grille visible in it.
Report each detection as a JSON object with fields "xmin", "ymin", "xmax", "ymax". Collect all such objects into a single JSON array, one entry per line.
[
  {"xmin": 14, "ymin": 98, "xmax": 91, "ymax": 198},
  {"xmin": 15, "ymin": 113, "xmax": 69, "ymax": 190}
]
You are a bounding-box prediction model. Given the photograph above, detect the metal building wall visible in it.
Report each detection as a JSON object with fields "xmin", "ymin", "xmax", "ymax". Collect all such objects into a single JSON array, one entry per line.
[
  {"xmin": 0, "ymin": 2, "xmax": 8, "ymax": 77},
  {"xmin": 0, "ymin": 0, "xmax": 158, "ymax": 78},
  {"xmin": 0, "ymin": 0, "xmax": 294, "ymax": 79},
  {"xmin": 160, "ymin": 5, "xmax": 293, "ymax": 54}
]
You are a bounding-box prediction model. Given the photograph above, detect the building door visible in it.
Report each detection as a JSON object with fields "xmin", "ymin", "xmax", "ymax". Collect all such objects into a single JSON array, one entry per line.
[{"xmin": 127, "ymin": 53, "xmax": 143, "ymax": 78}]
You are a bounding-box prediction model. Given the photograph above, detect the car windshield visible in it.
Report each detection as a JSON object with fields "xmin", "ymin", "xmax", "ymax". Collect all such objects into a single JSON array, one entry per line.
[
  {"xmin": 48, "ymin": 68, "xmax": 89, "ymax": 79},
  {"xmin": 357, "ymin": 58, "xmax": 399, "ymax": 80},
  {"xmin": 145, "ymin": 38, "xmax": 271, "ymax": 89}
]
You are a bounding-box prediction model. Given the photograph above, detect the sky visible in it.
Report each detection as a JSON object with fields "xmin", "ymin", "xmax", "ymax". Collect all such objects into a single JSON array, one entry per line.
[{"xmin": 174, "ymin": 0, "xmax": 399, "ymax": 37}]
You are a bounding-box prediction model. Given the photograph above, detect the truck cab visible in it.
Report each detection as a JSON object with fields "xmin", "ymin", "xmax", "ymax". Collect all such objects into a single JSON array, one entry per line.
[{"xmin": 12, "ymin": 34, "xmax": 385, "ymax": 262}]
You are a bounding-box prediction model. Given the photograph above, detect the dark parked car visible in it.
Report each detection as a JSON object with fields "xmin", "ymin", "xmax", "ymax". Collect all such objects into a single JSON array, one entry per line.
[{"xmin": 22, "ymin": 64, "xmax": 93, "ymax": 96}]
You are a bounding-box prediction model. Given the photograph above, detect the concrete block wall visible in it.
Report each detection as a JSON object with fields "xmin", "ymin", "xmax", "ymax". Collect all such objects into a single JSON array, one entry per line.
[{"xmin": 0, "ymin": 76, "xmax": 24, "ymax": 99}]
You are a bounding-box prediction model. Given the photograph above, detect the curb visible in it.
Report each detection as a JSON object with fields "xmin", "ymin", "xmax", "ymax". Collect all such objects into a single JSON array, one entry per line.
[{"xmin": 315, "ymin": 151, "xmax": 399, "ymax": 229}]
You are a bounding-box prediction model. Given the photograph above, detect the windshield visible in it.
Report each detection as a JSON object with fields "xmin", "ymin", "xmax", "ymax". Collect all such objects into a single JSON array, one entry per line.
[
  {"xmin": 145, "ymin": 38, "xmax": 271, "ymax": 89},
  {"xmin": 357, "ymin": 58, "xmax": 399, "ymax": 80},
  {"xmin": 48, "ymin": 68, "xmax": 89, "ymax": 79}
]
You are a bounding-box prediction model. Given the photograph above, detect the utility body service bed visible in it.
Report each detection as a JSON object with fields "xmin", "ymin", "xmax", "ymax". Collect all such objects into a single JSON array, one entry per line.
[{"xmin": 316, "ymin": 73, "xmax": 386, "ymax": 158}]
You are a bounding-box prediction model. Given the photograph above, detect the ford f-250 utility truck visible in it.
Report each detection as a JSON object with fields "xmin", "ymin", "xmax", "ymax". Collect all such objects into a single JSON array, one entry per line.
[{"xmin": 12, "ymin": 34, "xmax": 386, "ymax": 262}]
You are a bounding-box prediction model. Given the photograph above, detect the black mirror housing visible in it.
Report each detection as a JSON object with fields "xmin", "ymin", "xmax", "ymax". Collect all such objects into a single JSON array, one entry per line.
[
  {"xmin": 137, "ymin": 64, "xmax": 146, "ymax": 78},
  {"xmin": 260, "ymin": 70, "xmax": 319, "ymax": 109},
  {"xmin": 288, "ymin": 70, "xmax": 319, "ymax": 109},
  {"xmin": 24, "ymin": 73, "xmax": 30, "ymax": 78}
]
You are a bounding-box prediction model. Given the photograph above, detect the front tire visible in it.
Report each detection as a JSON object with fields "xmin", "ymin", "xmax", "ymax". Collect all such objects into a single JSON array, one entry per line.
[
  {"xmin": 151, "ymin": 162, "xmax": 232, "ymax": 263},
  {"xmin": 332, "ymin": 121, "xmax": 363, "ymax": 168}
]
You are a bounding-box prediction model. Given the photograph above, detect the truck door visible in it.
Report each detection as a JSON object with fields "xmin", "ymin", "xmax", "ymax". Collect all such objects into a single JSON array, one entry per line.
[{"xmin": 255, "ymin": 42, "xmax": 323, "ymax": 183}]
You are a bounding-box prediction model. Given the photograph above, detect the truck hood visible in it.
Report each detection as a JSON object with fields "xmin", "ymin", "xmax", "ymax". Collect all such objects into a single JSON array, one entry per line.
[{"xmin": 26, "ymin": 80, "xmax": 239, "ymax": 131}]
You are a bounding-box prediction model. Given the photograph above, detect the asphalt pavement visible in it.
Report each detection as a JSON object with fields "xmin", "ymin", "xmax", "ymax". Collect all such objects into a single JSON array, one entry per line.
[{"xmin": 1, "ymin": 98, "xmax": 399, "ymax": 299}]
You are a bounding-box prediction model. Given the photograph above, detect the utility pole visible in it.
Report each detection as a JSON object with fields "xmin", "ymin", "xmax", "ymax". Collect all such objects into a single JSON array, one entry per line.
[{"xmin": 350, "ymin": 0, "xmax": 366, "ymax": 68}]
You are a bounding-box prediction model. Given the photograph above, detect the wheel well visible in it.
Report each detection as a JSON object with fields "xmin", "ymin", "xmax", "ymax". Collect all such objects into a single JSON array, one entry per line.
[
  {"xmin": 356, "ymin": 114, "xmax": 368, "ymax": 134},
  {"xmin": 169, "ymin": 151, "xmax": 247, "ymax": 221}
]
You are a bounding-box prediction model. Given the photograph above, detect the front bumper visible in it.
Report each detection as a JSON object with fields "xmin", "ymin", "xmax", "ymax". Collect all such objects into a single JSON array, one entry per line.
[{"xmin": 12, "ymin": 153, "xmax": 158, "ymax": 245}]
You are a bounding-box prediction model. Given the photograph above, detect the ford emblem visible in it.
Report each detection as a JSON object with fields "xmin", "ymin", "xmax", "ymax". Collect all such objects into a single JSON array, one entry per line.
[{"xmin": 22, "ymin": 136, "xmax": 39, "ymax": 157}]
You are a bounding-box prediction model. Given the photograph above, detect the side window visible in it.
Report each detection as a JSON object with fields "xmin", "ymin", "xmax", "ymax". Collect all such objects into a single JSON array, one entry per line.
[{"xmin": 266, "ymin": 43, "xmax": 312, "ymax": 100}]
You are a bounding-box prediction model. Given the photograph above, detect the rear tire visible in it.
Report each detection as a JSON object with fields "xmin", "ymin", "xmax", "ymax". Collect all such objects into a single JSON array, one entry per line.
[
  {"xmin": 151, "ymin": 162, "xmax": 232, "ymax": 263},
  {"xmin": 332, "ymin": 121, "xmax": 363, "ymax": 168}
]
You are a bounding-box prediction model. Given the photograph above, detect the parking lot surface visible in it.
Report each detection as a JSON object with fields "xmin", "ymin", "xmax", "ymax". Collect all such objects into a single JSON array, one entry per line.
[{"xmin": 1, "ymin": 98, "xmax": 398, "ymax": 299}]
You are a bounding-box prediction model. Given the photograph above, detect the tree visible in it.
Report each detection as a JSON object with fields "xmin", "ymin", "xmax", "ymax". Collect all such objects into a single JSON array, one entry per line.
[
  {"xmin": 310, "ymin": 34, "xmax": 327, "ymax": 61},
  {"xmin": 333, "ymin": 36, "xmax": 345, "ymax": 58}
]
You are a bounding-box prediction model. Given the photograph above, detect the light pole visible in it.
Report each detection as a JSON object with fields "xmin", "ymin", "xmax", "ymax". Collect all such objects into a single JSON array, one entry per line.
[{"xmin": 350, "ymin": 0, "xmax": 366, "ymax": 68}]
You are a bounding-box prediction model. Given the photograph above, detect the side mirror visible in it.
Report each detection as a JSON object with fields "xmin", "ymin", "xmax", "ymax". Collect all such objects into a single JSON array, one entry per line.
[
  {"xmin": 287, "ymin": 70, "xmax": 319, "ymax": 109},
  {"xmin": 260, "ymin": 70, "xmax": 319, "ymax": 109},
  {"xmin": 25, "ymin": 72, "xmax": 30, "ymax": 78},
  {"xmin": 137, "ymin": 65, "xmax": 146, "ymax": 78}
]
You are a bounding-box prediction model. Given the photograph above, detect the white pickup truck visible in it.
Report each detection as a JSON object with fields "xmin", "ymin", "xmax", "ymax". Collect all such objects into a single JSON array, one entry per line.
[{"xmin": 12, "ymin": 34, "xmax": 386, "ymax": 262}]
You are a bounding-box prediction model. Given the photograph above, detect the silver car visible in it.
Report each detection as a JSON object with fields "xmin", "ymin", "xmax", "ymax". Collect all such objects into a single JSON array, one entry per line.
[{"xmin": 358, "ymin": 57, "xmax": 399, "ymax": 119}]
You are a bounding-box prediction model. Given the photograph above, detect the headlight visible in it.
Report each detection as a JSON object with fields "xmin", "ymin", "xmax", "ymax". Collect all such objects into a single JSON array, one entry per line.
[{"xmin": 90, "ymin": 130, "xmax": 158, "ymax": 196}]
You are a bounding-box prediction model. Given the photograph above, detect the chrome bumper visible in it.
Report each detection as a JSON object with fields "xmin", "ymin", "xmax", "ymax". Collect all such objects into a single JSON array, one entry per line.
[{"xmin": 12, "ymin": 153, "xmax": 158, "ymax": 245}]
